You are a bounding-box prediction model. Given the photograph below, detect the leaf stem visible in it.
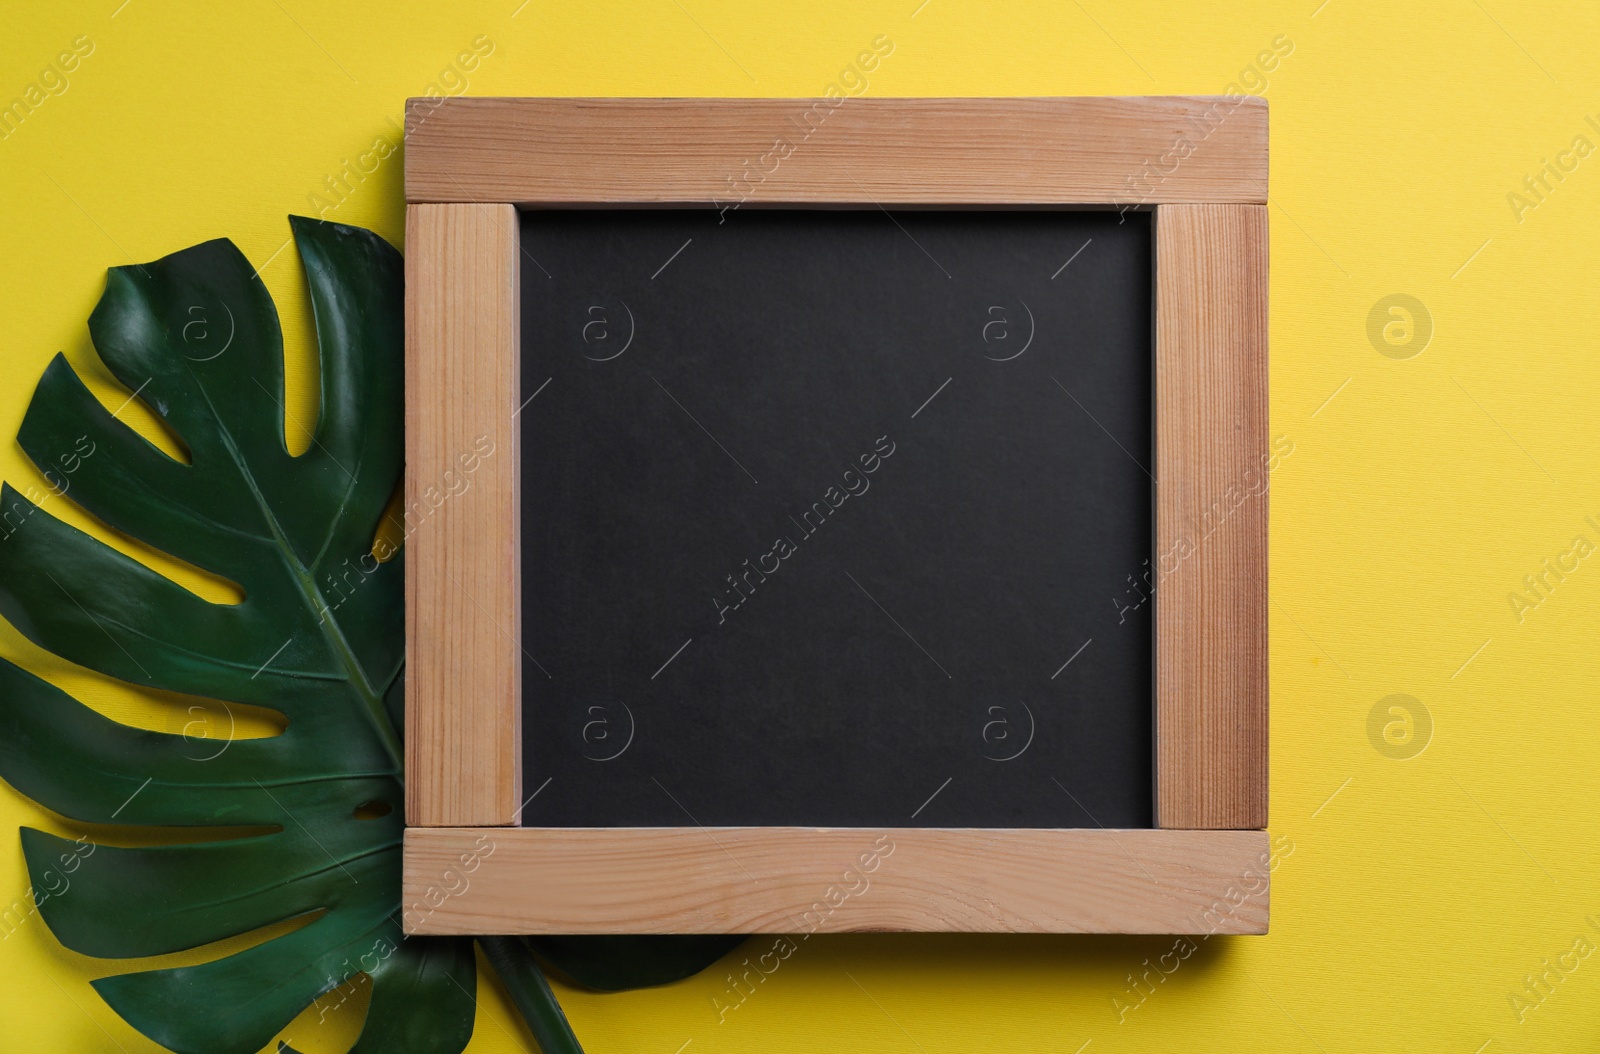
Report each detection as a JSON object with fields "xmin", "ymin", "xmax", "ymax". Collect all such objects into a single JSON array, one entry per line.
[{"xmin": 479, "ymin": 936, "xmax": 585, "ymax": 1054}]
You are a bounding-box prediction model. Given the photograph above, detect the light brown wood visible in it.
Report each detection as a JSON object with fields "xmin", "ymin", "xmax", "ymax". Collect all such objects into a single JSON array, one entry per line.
[
  {"xmin": 404, "ymin": 97, "xmax": 1267, "ymax": 206},
  {"xmin": 404, "ymin": 203, "xmax": 521, "ymax": 826},
  {"xmin": 403, "ymin": 827, "xmax": 1270, "ymax": 935},
  {"xmin": 400, "ymin": 101, "xmax": 1273, "ymax": 931},
  {"xmin": 1154, "ymin": 204, "xmax": 1269, "ymax": 829}
]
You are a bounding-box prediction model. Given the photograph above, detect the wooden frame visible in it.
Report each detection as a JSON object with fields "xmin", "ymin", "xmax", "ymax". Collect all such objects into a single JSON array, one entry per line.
[{"xmin": 402, "ymin": 96, "xmax": 1269, "ymax": 935}]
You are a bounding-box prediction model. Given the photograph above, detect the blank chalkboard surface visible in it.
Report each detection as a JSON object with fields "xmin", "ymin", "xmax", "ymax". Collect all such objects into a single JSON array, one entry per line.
[{"xmin": 518, "ymin": 208, "xmax": 1153, "ymax": 829}]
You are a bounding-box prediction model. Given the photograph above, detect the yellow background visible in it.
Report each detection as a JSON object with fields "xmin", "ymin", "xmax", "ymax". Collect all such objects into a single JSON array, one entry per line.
[{"xmin": 3, "ymin": 0, "xmax": 1600, "ymax": 1050}]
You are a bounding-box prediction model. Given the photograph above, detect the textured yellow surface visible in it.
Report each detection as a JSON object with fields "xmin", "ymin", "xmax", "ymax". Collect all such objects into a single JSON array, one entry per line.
[{"xmin": 3, "ymin": 1, "xmax": 1600, "ymax": 1051}]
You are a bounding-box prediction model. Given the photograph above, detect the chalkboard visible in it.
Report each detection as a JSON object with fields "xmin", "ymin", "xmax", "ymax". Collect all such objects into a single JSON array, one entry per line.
[{"xmin": 517, "ymin": 208, "xmax": 1153, "ymax": 829}]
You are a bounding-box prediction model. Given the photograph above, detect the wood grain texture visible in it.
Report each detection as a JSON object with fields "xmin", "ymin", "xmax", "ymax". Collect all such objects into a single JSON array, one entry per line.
[
  {"xmin": 404, "ymin": 203, "xmax": 521, "ymax": 826},
  {"xmin": 403, "ymin": 828, "xmax": 1270, "ymax": 934},
  {"xmin": 1154, "ymin": 204, "xmax": 1269, "ymax": 830},
  {"xmin": 404, "ymin": 96, "xmax": 1267, "ymax": 205}
]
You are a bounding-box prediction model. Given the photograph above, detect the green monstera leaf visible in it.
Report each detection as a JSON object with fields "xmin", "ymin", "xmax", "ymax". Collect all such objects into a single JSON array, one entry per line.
[{"xmin": 0, "ymin": 217, "xmax": 740, "ymax": 1053}]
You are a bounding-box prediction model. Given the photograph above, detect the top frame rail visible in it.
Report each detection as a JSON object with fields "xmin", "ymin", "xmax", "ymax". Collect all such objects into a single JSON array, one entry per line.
[{"xmin": 403, "ymin": 96, "xmax": 1268, "ymax": 207}]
